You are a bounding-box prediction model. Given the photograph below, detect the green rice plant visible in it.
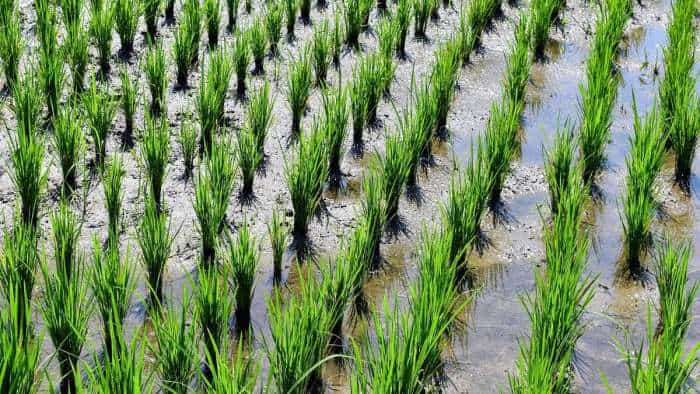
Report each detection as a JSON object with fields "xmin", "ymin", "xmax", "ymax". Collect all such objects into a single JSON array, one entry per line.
[
  {"xmin": 378, "ymin": 130, "xmax": 413, "ymax": 226},
  {"xmin": 204, "ymin": 0, "xmax": 221, "ymax": 47},
  {"xmin": 223, "ymin": 221, "xmax": 258, "ymax": 331},
  {"xmin": 317, "ymin": 250, "xmax": 362, "ymax": 339},
  {"xmin": 265, "ymin": 1, "xmax": 283, "ymax": 55},
  {"xmin": 11, "ymin": 72, "xmax": 42, "ymax": 141},
  {"xmin": 331, "ymin": 10, "xmax": 343, "ymax": 66},
  {"xmin": 36, "ymin": 13, "xmax": 65, "ymax": 121},
  {"xmin": 244, "ymin": 0, "xmax": 251, "ymax": 13},
  {"xmin": 8, "ymin": 128, "xmax": 48, "ymax": 229},
  {"xmin": 60, "ymin": 0, "xmax": 84, "ymax": 27},
  {"xmin": 527, "ymin": 0, "xmax": 565, "ymax": 58},
  {"xmin": 53, "ymin": 106, "xmax": 84, "ymax": 197},
  {"xmin": 226, "ymin": 0, "xmax": 239, "ymax": 31},
  {"xmin": 182, "ymin": 0, "xmax": 202, "ymax": 65},
  {"xmin": 137, "ymin": 193, "xmax": 173, "ymax": 310},
  {"xmin": 349, "ymin": 54, "xmax": 383, "ymax": 151},
  {"xmin": 284, "ymin": 0, "xmax": 297, "ymax": 39},
  {"xmin": 178, "ymin": 118, "xmax": 198, "ymax": 178},
  {"xmin": 90, "ymin": 3, "xmax": 114, "ymax": 76},
  {"xmin": 321, "ymin": 84, "xmax": 349, "ymax": 187},
  {"xmin": 173, "ymin": 21, "xmax": 196, "ymax": 87},
  {"xmin": 413, "ymin": 0, "xmax": 432, "ymax": 37},
  {"xmin": 249, "ymin": 17, "xmax": 267, "ymax": 74},
  {"xmin": 286, "ymin": 47, "xmax": 313, "ymax": 137},
  {"xmin": 50, "ymin": 201, "xmax": 82, "ymax": 280},
  {"xmin": 36, "ymin": 0, "xmax": 58, "ymax": 55},
  {"xmin": 358, "ymin": 169, "xmax": 386, "ymax": 270},
  {"xmin": 669, "ymin": 86, "xmax": 699, "ymax": 188},
  {"xmin": 165, "ymin": 0, "xmax": 176, "ymax": 20},
  {"xmin": 65, "ymin": 20, "xmax": 89, "ymax": 93},
  {"xmin": 39, "ymin": 257, "xmax": 92, "ymax": 394},
  {"xmin": 141, "ymin": 112, "xmax": 170, "ymax": 211},
  {"xmin": 119, "ymin": 66, "xmax": 138, "ymax": 145},
  {"xmin": 299, "ymin": 0, "xmax": 311, "ymax": 24},
  {"xmin": 266, "ymin": 209, "xmax": 288, "ymax": 283},
  {"xmin": 195, "ymin": 265, "xmax": 234, "ymax": 367},
  {"xmin": 245, "ymin": 80, "xmax": 273, "ymax": 156},
  {"xmin": 143, "ymin": 40, "xmax": 168, "ymax": 116},
  {"xmin": 394, "ymin": 0, "xmax": 410, "ymax": 57},
  {"xmin": 236, "ymin": 127, "xmax": 263, "ymax": 196},
  {"xmin": 113, "ymin": 0, "xmax": 140, "ymax": 55},
  {"xmin": 150, "ymin": 293, "xmax": 199, "ymax": 394},
  {"xmin": 431, "ymin": 39, "xmax": 461, "ymax": 134},
  {"xmin": 0, "ymin": 8, "xmax": 22, "ymax": 92},
  {"xmin": 403, "ymin": 80, "xmax": 436, "ymax": 188},
  {"xmin": 233, "ymin": 31, "xmax": 250, "ymax": 97},
  {"xmin": 312, "ymin": 20, "xmax": 332, "ymax": 86},
  {"xmin": 503, "ymin": 15, "xmax": 531, "ymax": 106},
  {"xmin": 143, "ymin": 0, "xmax": 162, "ymax": 41},
  {"xmin": 82, "ymin": 77, "xmax": 118, "ymax": 169},
  {"xmin": 197, "ymin": 45, "xmax": 234, "ymax": 152},
  {"xmin": 203, "ymin": 339, "xmax": 259, "ymax": 393},
  {"xmin": 484, "ymin": 99, "xmax": 521, "ymax": 204},
  {"xmin": 344, "ymin": 0, "xmax": 362, "ymax": 49},
  {"xmin": 543, "ymin": 122, "xmax": 576, "ymax": 215},
  {"xmin": 90, "ymin": 239, "xmax": 136, "ymax": 356},
  {"xmin": 376, "ymin": 16, "xmax": 396, "ymax": 61},
  {"xmin": 285, "ymin": 122, "xmax": 329, "ymax": 240},
  {"xmin": 359, "ymin": 0, "xmax": 373, "ymax": 27},
  {"xmin": 84, "ymin": 333, "xmax": 151, "ymax": 393},
  {"xmin": 101, "ymin": 154, "xmax": 125, "ymax": 247},
  {"xmin": 621, "ymin": 102, "xmax": 664, "ymax": 273}
]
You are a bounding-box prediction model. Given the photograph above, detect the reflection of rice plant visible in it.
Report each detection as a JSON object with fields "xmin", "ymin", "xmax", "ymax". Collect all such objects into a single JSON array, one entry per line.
[
  {"xmin": 137, "ymin": 196, "xmax": 174, "ymax": 307},
  {"xmin": 223, "ymin": 221, "xmax": 258, "ymax": 331},
  {"xmin": 287, "ymin": 47, "xmax": 314, "ymax": 136}
]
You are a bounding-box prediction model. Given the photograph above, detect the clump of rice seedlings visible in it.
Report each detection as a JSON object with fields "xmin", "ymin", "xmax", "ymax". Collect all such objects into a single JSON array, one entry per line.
[
  {"xmin": 35, "ymin": 0, "xmax": 57, "ymax": 53},
  {"xmin": 321, "ymin": 84, "xmax": 349, "ymax": 187},
  {"xmin": 358, "ymin": 170, "xmax": 386, "ymax": 270},
  {"xmin": 0, "ymin": 223, "xmax": 40, "ymax": 335},
  {"xmin": 197, "ymin": 45, "xmax": 234, "ymax": 152},
  {"xmin": 40, "ymin": 256, "xmax": 92, "ymax": 394},
  {"xmin": 65, "ymin": 21, "xmax": 89, "ymax": 93},
  {"xmin": 483, "ymin": 100, "xmax": 521, "ymax": 204},
  {"xmin": 204, "ymin": 0, "xmax": 222, "ymax": 47},
  {"xmin": 0, "ymin": 7, "xmax": 22, "ymax": 92},
  {"xmin": 165, "ymin": 0, "xmax": 176, "ymax": 20},
  {"xmin": 82, "ymin": 77, "xmax": 118, "ymax": 169},
  {"xmin": 35, "ymin": 3, "xmax": 64, "ymax": 120},
  {"xmin": 245, "ymin": 80, "xmax": 273, "ymax": 156},
  {"xmin": 331, "ymin": 10, "xmax": 343, "ymax": 66},
  {"xmin": 543, "ymin": 122, "xmax": 576, "ymax": 215},
  {"xmin": 621, "ymin": 102, "xmax": 664, "ymax": 274},
  {"xmin": 141, "ymin": 113, "xmax": 170, "ymax": 212},
  {"xmin": 431, "ymin": 39, "xmax": 461, "ymax": 135},
  {"xmin": 143, "ymin": 40, "xmax": 168, "ymax": 116},
  {"xmin": 150, "ymin": 293, "xmax": 199, "ymax": 394},
  {"xmin": 90, "ymin": 239, "xmax": 136, "ymax": 355},
  {"xmin": 413, "ymin": 0, "xmax": 433, "ymax": 37},
  {"xmin": 266, "ymin": 209, "xmax": 288, "ymax": 283},
  {"xmin": 223, "ymin": 221, "xmax": 258, "ymax": 331},
  {"xmin": 378, "ymin": 131, "xmax": 412, "ymax": 226},
  {"xmin": 50, "ymin": 202, "xmax": 82, "ymax": 279},
  {"xmin": 143, "ymin": 0, "xmax": 163, "ymax": 41},
  {"xmin": 233, "ymin": 31, "xmax": 250, "ymax": 97},
  {"xmin": 392, "ymin": 2, "xmax": 410, "ymax": 58},
  {"xmin": 376, "ymin": 16, "xmax": 396, "ymax": 61},
  {"xmin": 84, "ymin": 333, "xmax": 151, "ymax": 392},
  {"xmin": 527, "ymin": 0, "xmax": 565, "ymax": 58},
  {"xmin": 285, "ymin": 122, "xmax": 329, "ymax": 241},
  {"xmin": 203, "ymin": 339, "xmax": 259, "ymax": 392},
  {"xmin": 173, "ymin": 21, "xmax": 197, "ymax": 88},
  {"xmin": 502, "ymin": 15, "xmax": 531, "ymax": 106},
  {"xmin": 226, "ymin": 0, "xmax": 240, "ymax": 31},
  {"xmin": 286, "ymin": 48, "xmax": 313, "ymax": 137},
  {"xmin": 312, "ymin": 20, "xmax": 332, "ymax": 86},
  {"xmin": 284, "ymin": 0, "xmax": 297, "ymax": 39},
  {"xmin": 182, "ymin": 0, "xmax": 202, "ymax": 65},
  {"xmin": 102, "ymin": 154, "xmax": 125, "ymax": 247},
  {"xmin": 195, "ymin": 265, "xmax": 234, "ymax": 367},
  {"xmin": 668, "ymin": 82, "xmax": 699, "ymax": 187},
  {"xmin": 236, "ymin": 127, "xmax": 263, "ymax": 197},
  {"xmin": 249, "ymin": 17, "xmax": 267, "ymax": 74},
  {"xmin": 194, "ymin": 138, "xmax": 236, "ymax": 266},
  {"xmin": 344, "ymin": 0, "xmax": 362, "ymax": 49},
  {"xmin": 11, "ymin": 72, "xmax": 42, "ymax": 140},
  {"xmin": 113, "ymin": 0, "xmax": 140, "ymax": 55},
  {"xmin": 60, "ymin": 0, "xmax": 84, "ymax": 28},
  {"xmin": 349, "ymin": 54, "xmax": 383, "ymax": 152},
  {"xmin": 53, "ymin": 106, "xmax": 85, "ymax": 197},
  {"xmin": 244, "ymin": 0, "xmax": 252, "ymax": 13},
  {"xmin": 9, "ymin": 127, "xmax": 48, "ymax": 229},
  {"xmin": 299, "ymin": 0, "xmax": 311, "ymax": 24},
  {"xmin": 119, "ymin": 66, "xmax": 137, "ymax": 146},
  {"xmin": 90, "ymin": 3, "xmax": 114, "ymax": 76},
  {"xmin": 265, "ymin": 1, "xmax": 283, "ymax": 55},
  {"xmin": 178, "ymin": 118, "xmax": 198, "ymax": 178},
  {"xmin": 360, "ymin": 0, "xmax": 373, "ymax": 27},
  {"xmin": 403, "ymin": 81, "xmax": 436, "ymax": 188}
]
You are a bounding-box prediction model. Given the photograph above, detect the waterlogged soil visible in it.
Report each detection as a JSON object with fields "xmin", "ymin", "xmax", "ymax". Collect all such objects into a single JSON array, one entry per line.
[{"xmin": 1, "ymin": 0, "xmax": 699, "ymax": 392}]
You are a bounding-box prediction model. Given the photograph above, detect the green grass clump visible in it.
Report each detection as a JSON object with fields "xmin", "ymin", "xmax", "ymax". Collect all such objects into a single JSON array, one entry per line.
[
  {"xmin": 267, "ymin": 209, "xmax": 288, "ymax": 283},
  {"xmin": 137, "ymin": 194, "xmax": 174, "ymax": 308},
  {"xmin": 90, "ymin": 3, "xmax": 114, "ymax": 76},
  {"xmin": 101, "ymin": 154, "xmax": 125, "ymax": 247},
  {"xmin": 141, "ymin": 113, "xmax": 170, "ymax": 211},
  {"xmin": 249, "ymin": 17, "xmax": 267, "ymax": 74},
  {"xmin": 431, "ymin": 39, "xmax": 461, "ymax": 134},
  {"xmin": 119, "ymin": 66, "xmax": 138, "ymax": 145},
  {"xmin": 195, "ymin": 266, "xmax": 234, "ymax": 367},
  {"xmin": 178, "ymin": 118, "xmax": 198, "ymax": 178},
  {"xmin": 265, "ymin": 1, "xmax": 283, "ymax": 55},
  {"xmin": 174, "ymin": 20, "xmax": 197, "ymax": 87},
  {"xmin": 236, "ymin": 127, "xmax": 263, "ymax": 196},
  {"xmin": 527, "ymin": 0, "xmax": 565, "ymax": 58},
  {"xmin": 65, "ymin": 21, "xmax": 89, "ymax": 93},
  {"xmin": 284, "ymin": 0, "xmax": 297, "ymax": 39},
  {"xmin": 150, "ymin": 295, "xmax": 199, "ymax": 394},
  {"xmin": 233, "ymin": 31, "xmax": 250, "ymax": 97},
  {"xmin": 287, "ymin": 48, "xmax": 314, "ymax": 137},
  {"xmin": 143, "ymin": 40, "xmax": 168, "ymax": 116},
  {"xmin": 321, "ymin": 84, "xmax": 349, "ymax": 187},
  {"xmin": 285, "ymin": 122, "xmax": 329, "ymax": 240},
  {"xmin": 543, "ymin": 123, "xmax": 576, "ymax": 215},
  {"xmin": 0, "ymin": 7, "xmax": 22, "ymax": 92},
  {"xmin": 344, "ymin": 0, "xmax": 363, "ymax": 49},
  {"xmin": 312, "ymin": 20, "xmax": 332, "ymax": 86},
  {"xmin": 226, "ymin": 0, "xmax": 240, "ymax": 30},
  {"xmin": 82, "ymin": 77, "xmax": 118, "ymax": 169},
  {"xmin": 204, "ymin": 0, "xmax": 222, "ymax": 47},
  {"xmin": 621, "ymin": 102, "xmax": 664, "ymax": 273},
  {"xmin": 197, "ymin": 45, "xmax": 234, "ymax": 153},
  {"xmin": 378, "ymin": 131, "xmax": 412, "ymax": 226},
  {"xmin": 143, "ymin": 0, "xmax": 162, "ymax": 41},
  {"xmin": 245, "ymin": 80, "xmax": 273, "ymax": 156},
  {"xmin": 53, "ymin": 107, "xmax": 85, "ymax": 197},
  {"xmin": 223, "ymin": 221, "xmax": 258, "ymax": 331},
  {"xmin": 182, "ymin": 0, "xmax": 202, "ymax": 65},
  {"xmin": 8, "ymin": 122, "xmax": 48, "ymax": 229},
  {"xmin": 113, "ymin": 0, "xmax": 140, "ymax": 55}
]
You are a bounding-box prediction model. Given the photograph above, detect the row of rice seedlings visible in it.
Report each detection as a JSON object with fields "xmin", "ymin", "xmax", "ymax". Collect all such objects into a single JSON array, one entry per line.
[
  {"xmin": 82, "ymin": 77, "xmax": 118, "ymax": 169},
  {"xmin": 197, "ymin": 45, "xmax": 234, "ymax": 154},
  {"xmin": 0, "ymin": 4, "xmax": 22, "ymax": 91},
  {"xmin": 137, "ymin": 195, "xmax": 174, "ymax": 308},
  {"xmin": 114, "ymin": 0, "xmax": 139, "ymax": 56},
  {"xmin": 120, "ymin": 66, "xmax": 138, "ymax": 146},
  {"xmin": 223, "ymin": 220, "xmax": 258, "ymax": 331},
  {"xmin": 614, "ymin": 240, "xmax": 699, "ymax": 392},
  {"xmin": 287, "ymin": 46, "xmax": 314, "ymax": 137},
  {"xmin": 578, "ymin": 0, "xmax": 631, "ymax": 183},
  {"xmin": 620, "ymin": 103, "xmax": 665, "ymax": 274},
  {"xmin": 143, "ymin": 40, "xmax": 168, "ymax": 116},
  {"xmin": 457, "ymin": 0, "xmax": 501, "ymax": 62}
]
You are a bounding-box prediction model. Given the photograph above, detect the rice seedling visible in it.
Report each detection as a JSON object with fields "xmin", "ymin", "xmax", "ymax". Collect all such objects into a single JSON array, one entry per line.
[
  {"xmin": 312, "ymin": 20, "xmax": 332, "ymax": 86},
  {"xmin": 621, "ymin": 102, "xmax": 664, "ymax": 274},
  {"xmin": 165, "ymin": 0, "xmax": 176, "ymax": 20},
  {"xmin": 265, "ymin": 1, "xmax": 283, "ymax": 55},
  {"xmin": 143, "ymin": 0, "xmax": 163, "ymax": 41},
  {"xmin": 236, "ymin": 127, "xmax": 263, "ymax": 197},
  {"xmin": 203, "ymin": 339, "xmax": 259, "ymax": 393},
  {"xmin": 378, "ymin": 131, "xmax": 413, "ymax": 226},
  {"xmin": 102, "ymin": 154, "xmax": 125, "ymax": 247},
  {"xmin": 119, "ymin": 66, "xmax": 138, "ymax": 146},
  {"xmin": 502, "ymin": 15, "xmax": 531, "ymax": 106},
  {"xmin": 53, "ymin": 106, "xmax": 85, "ymax": 197},
  {"xmin": 113, "ymin": 0, "xmax": 140, "ymax": 55},
  {"xmin": 394, "ymin": 0, "xmax": 411, "ymax": 58},
  {"xmin": 8, "ymin": 126, "xmax": 48, "ymax": 229},
  {"xmin": 150, "ymin": 293, "xmax": 199, "ymax": 394},
  {"xmin": 137, "ymin": 194, "xmax": 173, "ymax": 311},
  {"xmin": 90, "ymin": 238, "xmax": 136, "ymax": 355},
  {"xmin": 141, "ymin": 112, "xmax": 170, "ymax": 211},
  {"xmin": 299, "ymin": 0, "xmax": 311, "ymax": 24},
  {"xmin": 244, "ymin": 0, "xmax": 251, "ymax": 13},
  {"xmin": 90, "ymin": 3, "xmax": 114, "ymax": 76},
  {"xmin": 331, "ymin": 10, "xmax": 343, "ymax": 66},
  {"xmin": 226, "ymin": 0, "xmax": 240, "ymax": 31},
  {"xmin": 204, "ymin": 0, "xmax": 222, "ymax": 47},
  {"xmin": 360, "ymin": 0, "xmax": 373, "ymax": 27},
  {"xmin": 527, "ymin": 0, "xmax": 565, "ymax": 58},
  {"xmin": 197, "ymin": 45, "xmax": 234, "ymax": 152},
  {"xmin": 285, "ymin": 121, "xmax": 329, "ymax": 240},
  {"xmin": 84, "ymin": 332, "xmax": 152, "ymax": 393},
  {"xmin": 267, "ymin": 209, "xmax": 288, "ymax": 283},
  {"xmin": 82, "ymin": 77, "xmax": 118, "ymax": 169},
  {"xmin": 143, "ymin": 40, "xmax": 168, "ymax": 116},
  {"xmin": 178, "ymin": 118, "xmax": 198, "ymax": 178},
  {"xmin": 11, "ymin": 72, "xmax": 42, "ymax": 141},
  {"xmin": 358, "ymin": 169, "xmax": 386, "ymax": 270},
  {"xmin": 349, "ymin": 54, "xmax": 383, "ymax": 151},
  {"xmin": 35, "ymin": 0, "xmax": 58, "ymax": 54},
  {"xmin": 284, "ymin": 0, "xmax": 297, "ymax": 39},
  {"xmin": 194, "ymin": 265, "xmax": 234, "ymax": 367},
  {"xmin": 174, "ymin": 21, "xmax": 197, "ymax": 88},
  {"xmin": 39, "ymin": 257, "xmax": 92, "ymax": 394},
  {"xmin": 321, "ymin": 84, "xmax": 349, "ymax": 187},
  {"xmin": 60, "ymin": 0, "xmax": 84, "ymax": 28},
  {"xmin": 543, "ymin": 122, "xmax": 576, "ymax": 215},
  {"xmin": 669, "ymin": 85, "xmax": 699, "ymax": 188},
  {"xmin": 36, "ymin": 5, "xmax": 64, "ymax": 121},
  {"xmin": 233, "ymin": 31, "xmax": 250, "ymax": 97},
  {"xmin": 483, "ymin": 99, "xmax": 521, "ymax": 204},
  {"xmin": 431, "ymin": 39, "xmax": 461, "ymax": 134},
  {"xmin": 286, "ymin": 47, "xmax": 313, "ymax": 137},
  {"xmin": 249, "ymin": 17, "xmax": 267, "ymax": 74},
  {"xmin": 404, "ymin": 81, "xmax": 436, "ymax": 188},
  {"xmin": 245, "ymin": 80, "xmax": 273, "ymax": 156},
  {"xmin": 0, "ymin": 7, "xmax": 22, "ymax": 92},
  {"xmin": 223, "ymin": 221, "xmax": 258, "ymax": 331},
  {"xmin": 376, "ymin": 16, "xmax": 396, "ymax": 61},
  {"xmin": 182, "ymin": 0, "xmax": 202, "ymax": 65},
  {"xmin": 413, "ymin": 0, "xmax": 433, "ymax": 37},
  {"xmin": 344, "ymin": 0, "xmax": 362, "ymax": 49},
  {"xmin": 50, "ymin": 202, "xmax": 82, "ymax": 280},
  {"xmin": 65, "ymin": 20, "xmax": 89, "ymax": 93}
]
